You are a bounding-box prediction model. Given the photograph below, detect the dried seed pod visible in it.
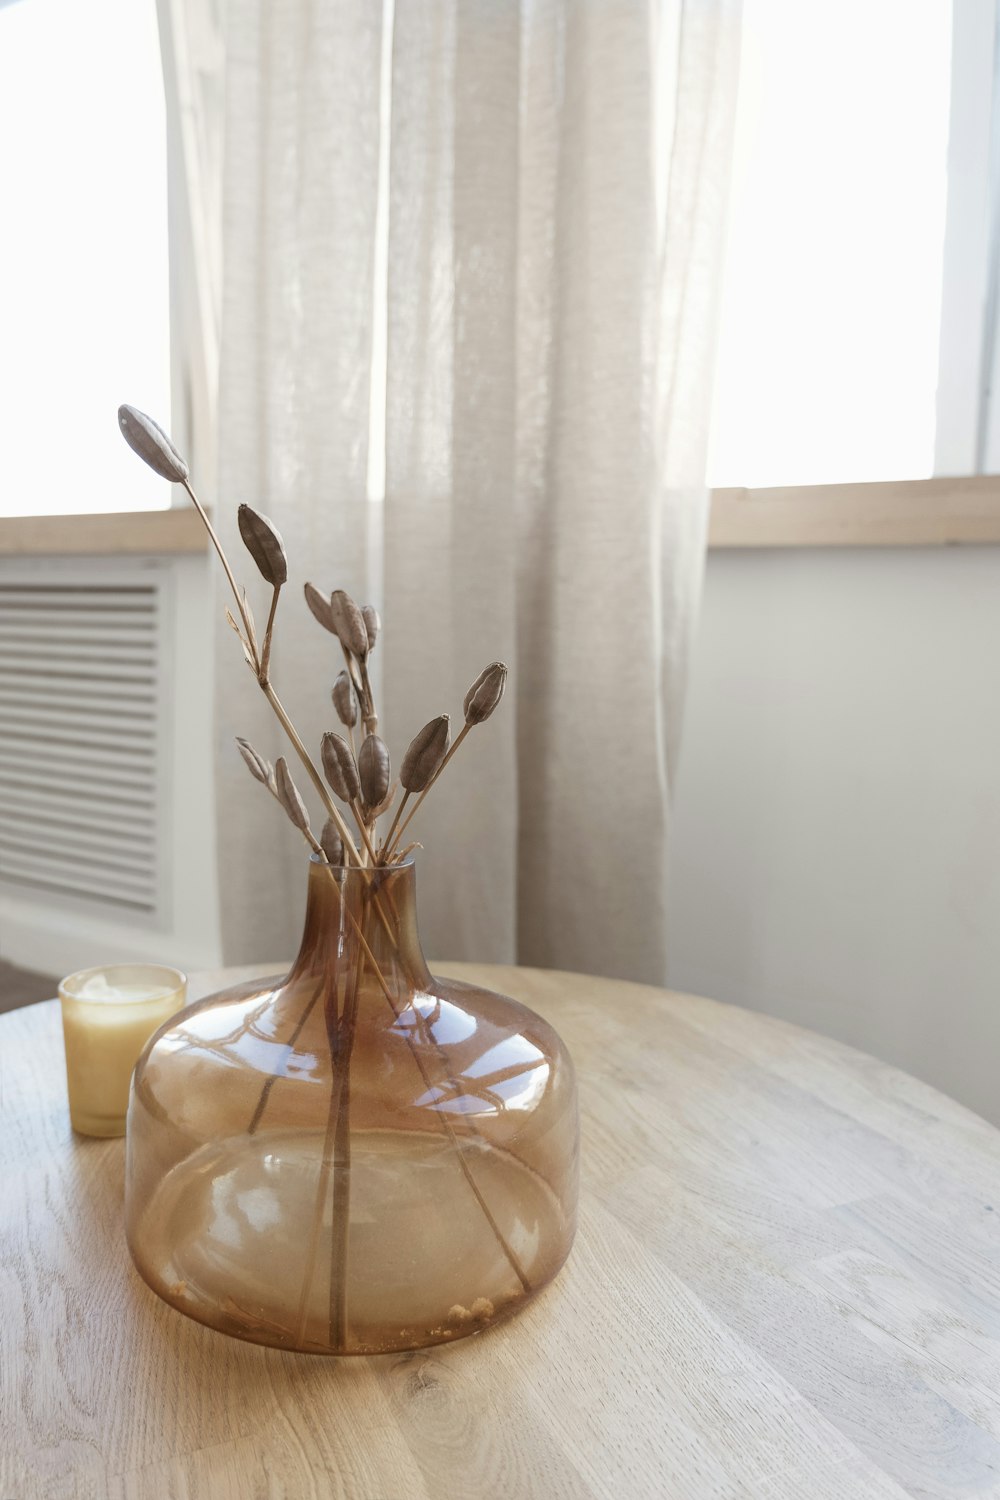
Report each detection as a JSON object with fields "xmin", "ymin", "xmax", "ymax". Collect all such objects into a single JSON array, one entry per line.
[
  {"xmin": 463, "ymin": 661, "xmax": 508, "ymax": 725},
  {"xmin": 361, "ymin": 604, "xmax": 381, "ymax": 652},
  {"xmin": 304, "ymin": 581, "xmax": 337, "ymax": 633},
  {"xmin": 319, "ymin": 818, "xmax": 344, "ymax": 866},
  {"xmin": 370, "ymin": 779, "xmax": 397, "ymax": 820},
  {"xmin": 329, "ymin": 590, "xmax": 369, "ymax": 659},
  {"xmin": 238, "ymin": 504, "xmax": 287, "ymax": 587},
  {"xmin": 236, "ymin": 737, "xmax": 271, "ymax": 785},
  {"xmin": 331, "ymin": 670, "xmax": 358, "ymax": 728},
  {"xmin": 358, "ymin": 734, "xmax": 391, "ymax": 809},
  {"xmin": 274, "ymin": 757, "xmax": 310, "ymax": 833},
  {"xmin": 117, "ymin": 405, "xmax": 189, "ymax": 483},
  {"xmin": 400, "ymin": 714, "xmax": 451, "ymax": 793},
  {"xmin": 321, "ymin": 732, "xmax": 361, "ymax": 803}
]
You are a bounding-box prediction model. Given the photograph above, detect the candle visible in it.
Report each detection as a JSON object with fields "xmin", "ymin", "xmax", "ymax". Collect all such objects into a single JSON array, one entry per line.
[{"xmin": 59, "ymin": 964, "xmax": 187, "ymax": 1138}]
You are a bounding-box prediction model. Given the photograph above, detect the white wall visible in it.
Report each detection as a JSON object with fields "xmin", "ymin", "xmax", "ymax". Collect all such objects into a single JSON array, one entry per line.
[{"xmin": 668, "ymin": 545, "xmax": 1000, "ymax": 1124}]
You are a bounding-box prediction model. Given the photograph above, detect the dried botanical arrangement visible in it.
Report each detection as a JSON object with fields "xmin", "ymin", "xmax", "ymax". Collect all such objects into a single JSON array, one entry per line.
[
  {"xmin": 117, "ymin": 404, "xmax": 506, "ymax": 873},
  {"xmin": 119, "ymin": 403, "xmax": 578, "ymax": 1358},
  {"xmin": 118, "ymin": 403, "xmax": 519, "ymax": 1344}
]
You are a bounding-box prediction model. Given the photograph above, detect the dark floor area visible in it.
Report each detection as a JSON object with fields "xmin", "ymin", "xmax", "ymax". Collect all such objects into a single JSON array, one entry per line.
[{"xmin": 0, "ymin": 960, "xmax": 58, "ymax": 1015}]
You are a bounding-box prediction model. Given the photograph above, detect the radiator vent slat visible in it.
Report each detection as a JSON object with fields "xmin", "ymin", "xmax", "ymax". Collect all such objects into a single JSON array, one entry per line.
[
  {"xmin": 0, "ymin": 682, "xmax": 157, "ymax": 710},
  {"xmin": 0, "ymin": 755, "xmax": 155, "ymax": 793},
  {"xmin": 0, "ymin": 792, "xmax": 157, "ymax": 840},
  {"xmin": 0, "ymin": 842, "xmax": 158, "ymax": 895},
  {"xmin": 0, "ymin": 641, "xmax": 157, "ymax": 665},
  {"xmin": 0, "ymin": 859, "xmax": 157, "ymax": 911},
  {"xmin": 0, "ymin": 733, "xmax": 158, "ymax": 769},
  {"xmin": 0, "ymin": 833, "xmax": 155, "ymax": 876},
  {"xmin": 0, "ymin": 781, "xmax": 157, "ymax": 820},
  {"xmin": 0, "ymin": 577, "xmax": 164, "ymax": 918},
  {"xmin": 0, "ymin": 705, "xmax": 157, "ymax": 738},
  {"xmin": 0, "ymin": 774, "xmax": 156, "ymax": 808},
  {"xmin": 0, "ymin": 654, "xmax": 157, "ymax": 682},
  {"xmin": 0, "ymin": 800, "xmax": 156, "ymax": 844}
]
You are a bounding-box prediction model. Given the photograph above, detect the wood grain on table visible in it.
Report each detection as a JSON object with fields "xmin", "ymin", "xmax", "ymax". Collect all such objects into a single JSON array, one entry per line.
[{"xmin": 4, "ymin": 962, "xmax": 1000, "ymax": 1500}]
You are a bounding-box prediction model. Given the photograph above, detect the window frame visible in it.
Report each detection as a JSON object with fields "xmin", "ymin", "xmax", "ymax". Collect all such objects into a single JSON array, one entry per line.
[
  {"xmin": 935, "ymin": 0, "xmax": 999, "ymax": 476},
  {"xmin": 711, "ymin": 0, "xmax": 1000, "ymax": 545}
]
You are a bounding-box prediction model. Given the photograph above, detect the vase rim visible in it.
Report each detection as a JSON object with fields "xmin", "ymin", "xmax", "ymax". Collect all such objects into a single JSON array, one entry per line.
[{"xmin": 307, "ymin": 853, "xmax": 416, "ymax": 873}]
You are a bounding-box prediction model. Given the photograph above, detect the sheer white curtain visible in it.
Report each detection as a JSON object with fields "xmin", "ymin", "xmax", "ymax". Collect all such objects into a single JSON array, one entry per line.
[
  {"xmin": 164, "ymin": 0, "xmax": 741, "ymax": 977},
  {"xmin": 156, "ymin": 0, "xmax": 224, "ymax": 491}
]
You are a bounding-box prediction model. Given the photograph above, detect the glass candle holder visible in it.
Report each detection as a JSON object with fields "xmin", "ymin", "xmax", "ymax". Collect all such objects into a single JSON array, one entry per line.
[{"xmin": 59, "ymin": 964, "xmax": 187, "ymax": 1138}]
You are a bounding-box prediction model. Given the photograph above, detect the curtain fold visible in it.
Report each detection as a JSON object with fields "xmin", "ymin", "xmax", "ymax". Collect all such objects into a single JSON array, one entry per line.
[
  {"xmin": 170, "ymin": 0, "xmax": 740, "ymax": 974},
  {"xmin": 384, "ymin": 0, "xmax": 741, "ymax": 979},
  {"xmin": 214, "ymin": 0, "xmax": 385, "ymax": 958}
]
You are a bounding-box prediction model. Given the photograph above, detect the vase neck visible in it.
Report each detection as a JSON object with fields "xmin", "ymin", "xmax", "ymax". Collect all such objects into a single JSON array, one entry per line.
[{"xmin": 287, "ymin": 858, "xmax": 432, "ymax": 991}]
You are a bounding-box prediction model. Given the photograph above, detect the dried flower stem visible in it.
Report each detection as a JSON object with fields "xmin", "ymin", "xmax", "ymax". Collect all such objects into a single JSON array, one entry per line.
[
  {"xmin": 350, "ymin": 801, "xmax": 379, "ymax": 866},
  {"xmin": 263, "ymin": 715, "xmax": 402, "ymax": 955},
  {"xmin": 380, "ymin": 790, "xmax": 410, "ymax": 856},
  {"xmin": 256, "ymin": 857, "xmax": 532, "ymax": 1339},
  {"xmin": 338, "ymin": 644, "xmax": 364, "ymax": 720},
  {"xmin": 126, "ymin": 415, "xmax": 409, "ymax": 962},
  {"xmin": 383, "ymin": 722, "xmax": 472, "ymax": 859},
  {"xmin": 241, "ymin": 589, "xmax": 258, "ymax": 656},
  {"xmin": 259, "ymin": 585, "xmax": 280, "ymax": 684},
  {"xmin": 256, "ymin": 718, "xmax": 400, "ymax": 963},
  {"xmin": 330, "ymin": 921, "xmax": 365, "ymax": 1348},
  {"xmin": 359, "ymin": 661, "xmax": 378, "ymax": 737},
  {"xmin": 295, "ymin": 1051, "xmax": 344, "ymax": 1345},
  {"xmin": 292, "ymin": 879, "xmax": 389, "ymax": 1348},
  {"xmin": 182, "ymin": 480, "xmax": 254, "ymax": 645},
  {"xmin": 344, "ymin": 878, "xmax": 533, "ymax": 1339},
  {"xmin": 275, "ymin": 832, "xmax": 394, "ymax": 1005},
  {"xmin": 263, "ymin": 683, "xmax": 361, "ymax": 860},
  {"xmin": 178, "ymin": 475, "xmax": 365, "ymax": 871},
  {"xmin": 339, "ymin": 644, "xmax": 378, "ymax": 739},
  {"xmin": 370, "ymin": 932, "xmax": 532, "ymax": 1295}
]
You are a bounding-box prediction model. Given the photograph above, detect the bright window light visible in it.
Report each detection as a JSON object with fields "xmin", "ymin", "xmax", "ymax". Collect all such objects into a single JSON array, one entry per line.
[
  {"xmin": 708, "ymin": 0, "xmax": 952, "ymax": 489},
  {"xmin": 0, "ymin": 0, "xmax": 171, "ymax": 517}
]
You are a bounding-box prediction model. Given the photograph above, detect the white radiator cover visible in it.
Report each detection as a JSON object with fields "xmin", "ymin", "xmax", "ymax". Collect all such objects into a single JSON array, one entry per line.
[
  {"xmin": 0, "ymin": 573, "xmax": 165, "ymax": 914},
  {"xmin": 0, "ymin": 552, "xmax": 221, "ymax": 978}
]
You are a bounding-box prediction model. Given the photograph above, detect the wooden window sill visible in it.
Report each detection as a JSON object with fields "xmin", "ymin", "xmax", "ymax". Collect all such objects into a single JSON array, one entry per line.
[
  {"xmin": 709, "ymin": 475, "xmax": 1000, "ymax": 547},
  {"xmin": 0, "ymin": 509, "xmax": 207, "ymax": 557},
  {"xmin": 5, "ymin": 479, "xmax": 999, "ymax": 555}
]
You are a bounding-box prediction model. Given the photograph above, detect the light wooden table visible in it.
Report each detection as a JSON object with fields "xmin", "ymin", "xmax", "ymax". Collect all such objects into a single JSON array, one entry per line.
[{"xmin": 5, "ymin": 963, "xmax": 1000, "ymax": 1500}]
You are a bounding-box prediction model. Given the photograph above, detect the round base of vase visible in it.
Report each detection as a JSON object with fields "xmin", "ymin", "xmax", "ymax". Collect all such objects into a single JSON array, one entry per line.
[{"xmin": 129, "ymin": 1126, "xmax": 570, "ymax": 1354}]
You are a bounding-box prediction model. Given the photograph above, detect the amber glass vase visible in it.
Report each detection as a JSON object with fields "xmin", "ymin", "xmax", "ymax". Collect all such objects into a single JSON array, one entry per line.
[{"xmin": 125, "ymin": 858, "xmax": 578, "ymax": 1354}]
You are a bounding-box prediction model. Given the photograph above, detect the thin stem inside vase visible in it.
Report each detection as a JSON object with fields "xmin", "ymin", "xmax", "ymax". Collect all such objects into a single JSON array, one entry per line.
[{"xmin": 329, "ymin": 911, "xmax": 366, "ymax": 1348}]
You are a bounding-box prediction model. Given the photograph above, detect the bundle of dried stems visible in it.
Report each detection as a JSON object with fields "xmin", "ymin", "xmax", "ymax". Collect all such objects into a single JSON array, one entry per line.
[
  {"xmin": 118, "ymin": 404, "xmax": 517, "ymax": 1344},
  {"xmin": 118, "ymin": 403, "xmax": 507, "ymax": 878}
]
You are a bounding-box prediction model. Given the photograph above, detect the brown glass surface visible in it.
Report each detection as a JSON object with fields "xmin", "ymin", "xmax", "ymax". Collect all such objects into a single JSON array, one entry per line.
[{"xmin": 125, "ymin": 859, "xmax": 579, "ymax": 1354}]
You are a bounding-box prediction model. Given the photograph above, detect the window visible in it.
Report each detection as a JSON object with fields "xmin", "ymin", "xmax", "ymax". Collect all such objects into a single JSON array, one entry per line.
[
  {"xmin": 708, "ymin": 0, "xmax": 999, "ymax": 502},
  {"xmin": 0, "ymin": 0, "xmax": 170, "ymax": 518}
]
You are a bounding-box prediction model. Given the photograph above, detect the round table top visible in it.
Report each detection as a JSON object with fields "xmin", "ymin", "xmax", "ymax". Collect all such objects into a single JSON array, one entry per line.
[{"xmin": 5, "ymin": 962, "xmax": 1000, "ymax": 1500}]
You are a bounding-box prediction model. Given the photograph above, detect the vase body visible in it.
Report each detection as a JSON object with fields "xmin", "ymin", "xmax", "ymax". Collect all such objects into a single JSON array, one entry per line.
[{"xmin": 125, "ymin": 859, "xmax": 578, "ymax": 1354}]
